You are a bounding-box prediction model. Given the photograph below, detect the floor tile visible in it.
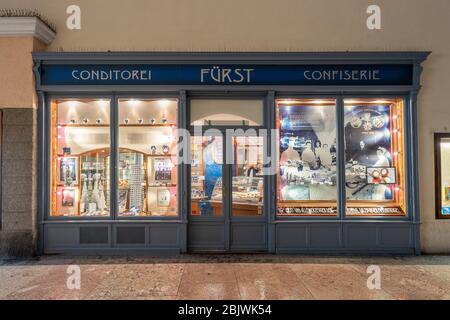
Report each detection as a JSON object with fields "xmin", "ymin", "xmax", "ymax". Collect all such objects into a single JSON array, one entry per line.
[
  {"xmin": 352, "ymin": 264, "xmax": 450, "ymax": 300},
  {"xmin": 234, "ymin": 263, "xmax": 314, "ymax": 299},
  {"xmin": 85, "ymin": 263, "xmax": 184, "ymax": 299},
  {"xmin": 1, "ymin": 255, "xmax": 450, "ymax": 300},
  {"xmin": 177, "ymin": 281, "xmax": 241, "ymax": 300},
  {"xmin": 180, "ymin": 263, "xmax": 237, "ymax": 284},
  {"xmin": 6, "ymin": 265, "xmax": 99, "ymax": 300},
  {"xmin": 289, "ymin": 264, "xmax": 394, "ymax": 300}
]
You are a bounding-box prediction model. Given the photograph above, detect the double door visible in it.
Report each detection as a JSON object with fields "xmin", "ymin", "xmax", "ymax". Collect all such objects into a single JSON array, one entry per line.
[{"xmin": 188, "ymin": 131, "xmax": 267, "ymax": 251}]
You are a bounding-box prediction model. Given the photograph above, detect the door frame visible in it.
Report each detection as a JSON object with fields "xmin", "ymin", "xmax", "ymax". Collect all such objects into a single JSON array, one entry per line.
[{"xmin": 186, "ymin": 95, "xmax": 269, "ymax": 252}]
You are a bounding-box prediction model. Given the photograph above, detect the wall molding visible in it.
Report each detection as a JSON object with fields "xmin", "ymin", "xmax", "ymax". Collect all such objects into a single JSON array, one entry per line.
[{"xmin": 0, "ymin": 17, "xmax": 55, "ymax": 45}]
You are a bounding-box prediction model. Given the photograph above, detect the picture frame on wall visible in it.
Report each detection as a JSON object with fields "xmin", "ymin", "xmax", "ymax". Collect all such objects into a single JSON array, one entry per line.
[
  {"xmin": 157, "ymin": 189, "xmax": 171, "ymax": 207},
  {"xmin": 118, "ymin": 189, "xmax": 128, "ymax": 212},
  {"xmin": 57, "ymin": 187, "xmax": 79, "ymax": 216},
  {"xmin": 62, "ymin": 188, "xmax": 76, "ymax": 207},
  {"xmin": 59, "ymin": 156, "xmax": 78, "ymax": 186},
  {"xmin": 153, "ymin": 158, "xmax": 172, "ymax": 182}
]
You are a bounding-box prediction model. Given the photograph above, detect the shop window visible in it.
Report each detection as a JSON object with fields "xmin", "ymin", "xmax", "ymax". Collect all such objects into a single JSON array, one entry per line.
[
  {"xmin": 276, "ymin": 99, "xmax": 338, "ymax": 216},
  {"xmin": 190, "ymin": 99, "xmax": 263, "ymax": 126},
  {"xmin": 344, "ymin": 98, "xmax": 406, "ymax": 216},
  {"xmin": 435, "ymin": 133, "xmax": 450, "ymax": 219},
  {"xmin": 118, "ymin": 99, "xmax": 178, "ymax": 217},
  {"xmin": 50, "ymin": 99, "xmax": 111, "ymax": 217}
]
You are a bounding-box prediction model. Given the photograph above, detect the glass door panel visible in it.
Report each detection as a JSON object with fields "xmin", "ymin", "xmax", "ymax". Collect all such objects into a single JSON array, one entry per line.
[
  {"xmin": 232, "ymin": 136, "xmax": 264, "ymax": 216},
  {"xmin": 190, "ymin": 135, "xmax": 224, "ymax": 216}
]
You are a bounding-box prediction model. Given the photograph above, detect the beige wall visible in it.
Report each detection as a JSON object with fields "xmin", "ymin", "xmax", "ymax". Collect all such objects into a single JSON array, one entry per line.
[
  {"xmin": 0, "ymin": 37, "xmax": 42, "ymax": 108},
  {"xmin": 1, "ymin": 0, "xmax": 449, "ymax": 252},
  {"xmin": 0, "ymin": 35, "xmax": 44, "ymax": 255}
]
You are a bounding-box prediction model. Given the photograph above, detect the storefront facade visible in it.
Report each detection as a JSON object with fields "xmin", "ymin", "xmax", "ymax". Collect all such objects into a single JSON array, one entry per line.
[
  {"xmin": 2, "ymin": 1, "xmax": 450, "ymax": 256},
  {"xmin": 32, "ymin": 52, "xmax": 428, "ymax": 254}
]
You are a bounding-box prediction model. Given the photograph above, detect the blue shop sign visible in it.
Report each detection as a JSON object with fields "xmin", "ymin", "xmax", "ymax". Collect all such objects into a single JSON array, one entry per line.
[{"xmin": 40, "ymin": 64, "xmax": 413, "ymax": 86}]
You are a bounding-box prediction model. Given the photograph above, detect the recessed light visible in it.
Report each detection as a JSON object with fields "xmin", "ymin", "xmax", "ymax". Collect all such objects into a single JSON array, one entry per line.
[{"xmin": 159, "ymin": 99, "xmax": 171, "ymax": 107}]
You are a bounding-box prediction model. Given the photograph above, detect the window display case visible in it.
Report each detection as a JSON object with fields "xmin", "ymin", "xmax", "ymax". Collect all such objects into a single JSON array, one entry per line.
[
  {"xmin": 276, "ymin": 99, "xmax": 338, "ymax": 216},
  {"xmin": 118, "ymin": 99, "xmax": 178, "ymax": 217},
  {"xmin": 55, "ymin": 150, "xmax": 111, "ymax": 217},
  {"xmin": 344, "ymin": 98, "xmax": 406, "ymax": 216},
  {"xmin": 276, "ymin": 98, "xmax": 407, "ymax": 217},
  {"xmin": 117, "ymin": 150, "xmax": 177, "ymax": 216},
  {"xmin": 50, "ymin": 98, "xmax": 178, "ymax": 217},
  {"xmin": 50, "ymin": 99, "xmax": 111, "ymax": 217},
  {"xmin": 434, "ymin": 133, "xmax": 450, "ymax": 219},
  {"xmin": 79, "ymin": 149, "xmax": 110, "ymax": 216}
]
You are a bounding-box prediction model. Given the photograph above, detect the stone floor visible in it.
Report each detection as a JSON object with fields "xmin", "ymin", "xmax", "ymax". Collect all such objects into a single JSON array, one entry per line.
[{"xmin": 0, "ymin": 254, "xmax": 449, "ymax": 300}]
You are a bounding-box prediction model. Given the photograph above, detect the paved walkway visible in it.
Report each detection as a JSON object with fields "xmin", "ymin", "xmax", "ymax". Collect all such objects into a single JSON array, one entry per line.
[{"xmin": 0, "ymin": 255, "xmax": 449, "ymax": 300}]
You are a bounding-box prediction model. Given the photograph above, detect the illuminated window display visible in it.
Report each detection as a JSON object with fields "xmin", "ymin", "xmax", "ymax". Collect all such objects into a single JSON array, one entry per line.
[
  {"xmin": 118, "ymin": 99, "xmax": 178, "ymax": 216},
  {"xmin": 50, "ymin": 98, "xmax": 178, "ymax": 218},
  {"xmin": 276, "ymin": 98, "xmax": 406, "ymax": 217},
  {"xmin": 50, "ymin": 99, "xmax": 111, "ymax": 217},
  {"xmin": 277, "ymin": 99, "xmax": 337, "ymax": 216},
  {"xmin": 344, "ymin": 98, "xmax": 406, "ymax": 216},
  {"xmin": 434, "ymin": 134, "xmax": 450, "ymax": 219},
  {"xmin": 51, "ymin": 97, "xmax": 407, "ymax": 220}
]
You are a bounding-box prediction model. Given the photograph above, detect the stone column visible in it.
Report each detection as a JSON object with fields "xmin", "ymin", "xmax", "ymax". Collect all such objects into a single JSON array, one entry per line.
[{"xmin": 0, "ymin": 17, "xmax": 55, "ymax": 256}]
